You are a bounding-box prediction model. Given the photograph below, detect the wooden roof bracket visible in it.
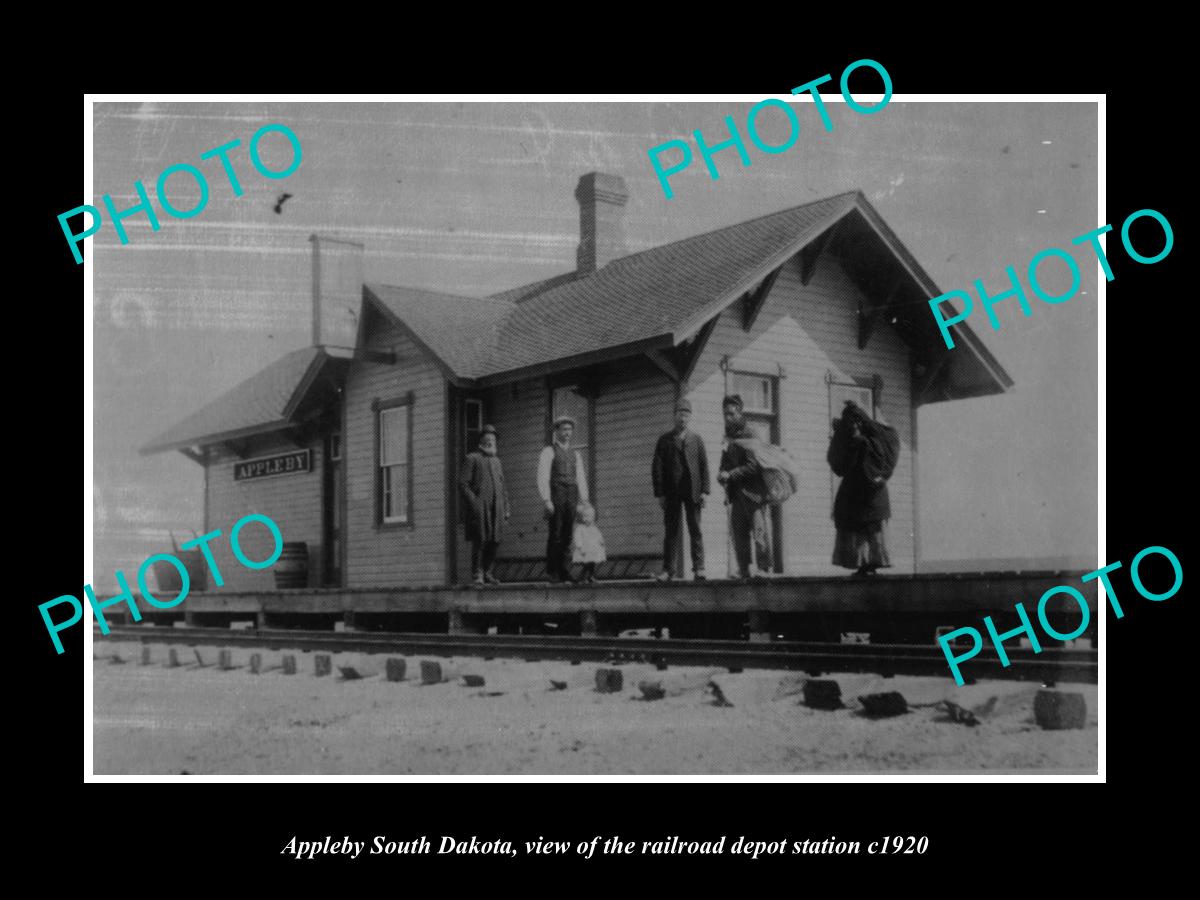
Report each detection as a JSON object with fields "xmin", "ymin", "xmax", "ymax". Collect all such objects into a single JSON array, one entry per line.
[
  {"xmin": 646, "ymin": 348, "xmax": 682, "ymax": 383},
  {"xmin": 678, "ymin": 317, "xmax": 719, "ymax": 387},
  {"xmin": 859, "ymin": 279, "xmax": 903, "ymax": 350},
  {"xmin": 799, "ymin": 228, "xmax": 833, "ymax": 286},
  {"xmin": 742, "ymin": 265, "xmax": 783, "ymax": 332}
]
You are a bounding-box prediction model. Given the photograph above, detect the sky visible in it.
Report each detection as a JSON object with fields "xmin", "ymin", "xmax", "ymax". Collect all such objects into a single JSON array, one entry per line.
[{"xmin": 90, "ymin": 99, "xmax": 1099, "ymax": 587}]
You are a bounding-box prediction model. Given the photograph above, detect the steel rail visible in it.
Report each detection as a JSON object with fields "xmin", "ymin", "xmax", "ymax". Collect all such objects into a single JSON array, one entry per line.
[{"xmin": 95, "ymin": 625, "xmax": 1097, "ymax": 683}]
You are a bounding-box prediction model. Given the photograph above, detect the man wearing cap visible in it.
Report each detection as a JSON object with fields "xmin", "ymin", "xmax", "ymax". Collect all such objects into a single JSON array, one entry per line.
[
  {"xmin": 459, "ymin": 425, "xmax": 510, "ymax": 586},
  {"xmin": 537, "ymin": 415, "xmax": 589, "ymax": 582},
  {"xmin": 652, "ymin": 398, "xmax": 710, "ymax": 581},
  {"xmin": 718, "ymin": 394, "xmax": 772, "ymax": 580}
]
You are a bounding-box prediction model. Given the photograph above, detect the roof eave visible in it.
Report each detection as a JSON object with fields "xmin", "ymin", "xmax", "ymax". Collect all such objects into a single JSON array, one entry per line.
[
  {"xmin": 471, "ymin": 334, "xmax": 675, "ymax": 388},
  {"xmin": 672, "ymin": 195, "xmax": 860, "ymax": 344},
  {"xmin": 362, "ymin": 287, "xmax": 470, "ymax": 387},
  {"xmin": 847, "ymin": 194, "xmax": 1014, "ymax": 395},
  {"xmin": 139, "ymin": 418, "xmax": 295, "ymax": 456}
]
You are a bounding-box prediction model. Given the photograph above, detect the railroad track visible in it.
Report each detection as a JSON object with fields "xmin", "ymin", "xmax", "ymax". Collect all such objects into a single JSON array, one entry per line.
[{"xmin": 95, "ymin": 625, "xmax": 1098, "ymax": 684}]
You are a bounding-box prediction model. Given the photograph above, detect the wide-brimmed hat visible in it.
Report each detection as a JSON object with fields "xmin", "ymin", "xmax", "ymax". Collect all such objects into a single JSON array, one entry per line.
[
  {"xmin": 481, "ymin": 424, "xmax": 497, "ymax": 436},
  {"xmin": 553, "ymin": 414, "xmax": 576, "ymax": 428}
]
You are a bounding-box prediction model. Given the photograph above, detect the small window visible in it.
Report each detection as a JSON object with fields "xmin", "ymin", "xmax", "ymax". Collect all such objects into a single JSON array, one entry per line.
[
  {"xmin": 731, "ymin": 372, "xmax": 774, "ymax": 415},
  {"xmin": 329, "ymin": 432, "xmax": 342, "ymax": 462},
  {"xmin": 379, "ymin": 402, "xmax": 411, "ymax": 524}
]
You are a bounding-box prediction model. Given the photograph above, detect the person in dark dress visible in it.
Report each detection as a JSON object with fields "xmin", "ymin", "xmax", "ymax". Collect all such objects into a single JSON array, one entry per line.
[
  {"xmin": 537, "ymin": 415, "xmax": 589, "ymax": 583},
  {"xmin": 717, "ymin": 395, "xmax": 772, "ymax": 580},
  {"xmin": 459, "ymin": 425, "xmax": 510, "ymax": 586},
  {"xmin": 827, "ymin": 400, "xmax": 900, "ymax": 576},
  {"xmin": 652, "ymin": 399, "xmax": 710, "ymax": 581}
]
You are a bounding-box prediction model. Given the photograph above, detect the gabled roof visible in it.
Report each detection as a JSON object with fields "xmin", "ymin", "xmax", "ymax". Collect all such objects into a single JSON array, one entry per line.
[
  {"xmin": 362, "ymin": 190, "xmax": 1009, "ymax": 395},
  {"xmin": 141, "ymin": 346, "xmax": 335, "ymax": 455},
  {"xmin": 364, "ymin": 283, "xmax": 514, "ymax": 381},
  {"xmin": 479, "ymin": 191, "xmax": 860, "ymax": 379},
  {"xmin": 144, "ymin": 188, "xmax": 1012, "ymax": 454}
]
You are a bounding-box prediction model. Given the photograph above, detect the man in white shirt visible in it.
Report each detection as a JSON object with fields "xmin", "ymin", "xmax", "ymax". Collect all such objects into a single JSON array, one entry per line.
[{"xmin": 537, "ymin": 415, "xmax": 589, "ymax": 583}]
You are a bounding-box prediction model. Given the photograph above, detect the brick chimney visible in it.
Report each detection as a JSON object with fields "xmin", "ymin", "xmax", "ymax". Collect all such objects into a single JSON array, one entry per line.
[
  {"xmin": 575, "ymin": 172, "xmax": 629, "ymax": 274},
  {"xmin": 309, "ymin": 234, "xmax": 363, "ymax": 350}
]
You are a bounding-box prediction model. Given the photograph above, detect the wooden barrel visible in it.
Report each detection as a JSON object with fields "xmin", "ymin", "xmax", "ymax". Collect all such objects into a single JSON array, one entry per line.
[
  {"xmin": 164, "ymin": 533, "xmax": 208, "ymax": 592},
  {"xmin": 274, "ymin": 542, "xmax": 309, "ymax": 589},
  {"xmin": 178, "ymin": 548, "xmax": 208, "ymax": 592},
  {"xmin": 151, "ymin": 558, "xmax": 184, "ymax": 595}
]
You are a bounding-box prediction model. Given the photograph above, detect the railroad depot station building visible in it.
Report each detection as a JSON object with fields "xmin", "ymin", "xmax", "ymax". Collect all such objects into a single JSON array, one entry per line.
[{"xmin": 143, "ymin": 173, "xmax": 1011, "ymax": 595}]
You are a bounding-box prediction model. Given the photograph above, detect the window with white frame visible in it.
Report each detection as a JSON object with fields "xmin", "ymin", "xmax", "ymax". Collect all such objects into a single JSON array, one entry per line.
[
  {"xmin": 730, "ymin": 372, "xmax": 774, "ymax": 416},
  {"xmin": 379, "ymin": 400, "xmax": 411, "ymax": 524}
]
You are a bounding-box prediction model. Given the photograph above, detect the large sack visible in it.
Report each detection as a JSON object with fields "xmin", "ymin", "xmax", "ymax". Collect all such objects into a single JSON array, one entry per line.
[{"xmin": 731, "ymin": 438, "xmax": 798, "ymax": 504}]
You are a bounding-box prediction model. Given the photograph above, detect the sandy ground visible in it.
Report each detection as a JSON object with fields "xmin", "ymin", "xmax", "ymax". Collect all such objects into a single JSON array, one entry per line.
[{"xmin": 92, "ymin": 641, "xmax": 1098, "ymax": 775}]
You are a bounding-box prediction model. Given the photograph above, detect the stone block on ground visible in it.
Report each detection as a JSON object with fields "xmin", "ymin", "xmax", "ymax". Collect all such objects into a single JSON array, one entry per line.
[
  {"xmin": 281, "ymin": 654, "xmax": 297, "ymax": 675},
  {"xmin": 803, "ymin": 679, "xmax": 843, "ymax": 710},
  {"xmin": 421, "ymin": 660, "xmax": 446, "ymax": 684},
  {"xmin": 314, "ymin": 654, "xmax": 332, "ymax": 677},
  {"xmin": 858, "ymin": 691, "xmax": 908, "ymax": 717},
  {"xmin": 385, "ymin": 658, "xmax": 407, "ymax": 682},
  {"xmin": 462, "ymin": 674, "xmax": 485, "ymax": 687},
  {"xmin": 639, "ymin": 681, "xmax": 665, "ymax": 701},
  {"xmin": 218, "ymin": 649, "xmax": 235, "ymax": 671},
  {"xmin": 1033, "ymin": 690, "xmax": 1087, "ymax": 730},
  {"xmin": 595, "ymin": 668, "xmax": 623, "ymax": 693}
]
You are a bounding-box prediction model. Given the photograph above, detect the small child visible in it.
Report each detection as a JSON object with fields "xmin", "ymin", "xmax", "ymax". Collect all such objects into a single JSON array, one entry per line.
[{"xmin": 571, "ymin": 501, "xmax": 606, "ymax": 583}]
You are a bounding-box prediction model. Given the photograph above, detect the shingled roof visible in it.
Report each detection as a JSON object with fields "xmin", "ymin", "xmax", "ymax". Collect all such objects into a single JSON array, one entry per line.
[
  {"xmin": 143, "ymin": 188, "xmax": 1010, "ymax": 454},
  {"xmin": 360, "ymin": 189, "xmax": 1006, "ymax": 390},
  {"xmin": 364, "ymin": 284, "xmax": 514, "ymax": 380},
  {"xmin": 141, "ymin": 346, "xmax": 332, "ymax": 454},
  {"xmin": 356, "ymin": 191, "xmax": 861, "ymax": 381}
]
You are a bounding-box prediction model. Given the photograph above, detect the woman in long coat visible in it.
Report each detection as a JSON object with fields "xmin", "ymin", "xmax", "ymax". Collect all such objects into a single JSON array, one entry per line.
[
  {"xmin": 459, "ymin": 425, "xmax": 510, "ymax": 585},
  {"xmin": 827, "ymin": 401, "xmax": 900, "ymax": 575}
]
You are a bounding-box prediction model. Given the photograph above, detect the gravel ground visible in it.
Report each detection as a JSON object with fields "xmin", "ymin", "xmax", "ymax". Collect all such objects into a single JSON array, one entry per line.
[{"xmin": 91, "ymin": 641, "xmax": 1099, "ymax": 775}]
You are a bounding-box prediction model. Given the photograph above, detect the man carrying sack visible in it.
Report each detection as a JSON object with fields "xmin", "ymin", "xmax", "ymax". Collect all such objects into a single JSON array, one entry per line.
[{"xmin": 719, "ymin": 396, "xmax": 770, "ymax": 579}]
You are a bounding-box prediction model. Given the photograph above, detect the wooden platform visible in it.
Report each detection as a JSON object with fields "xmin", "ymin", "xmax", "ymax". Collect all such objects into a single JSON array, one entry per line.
[{"xmin": 126, "ymin": 570, "xmax": 1099, "ymax": 643}]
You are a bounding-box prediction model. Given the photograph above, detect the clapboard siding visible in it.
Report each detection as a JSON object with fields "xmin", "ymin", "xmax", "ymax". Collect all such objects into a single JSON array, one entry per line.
[
  {"xmin": 684, "ymin": 251, "xmax": 916, "ymax": 576},
  {"xmin": 593, "ymin": 361, "xmax": 676, "ymax": 555},
  {"xmin": 484, "ymin": 377, "xmax": 550, "ymax": 562},
  {"xmin": 343, "ymin": 315, "xmax": 446, "ymax": 586},
  {"xmin": 479, "ymin": 363, "xmax": 676, "ymax": 567},
  {"xmin": 204, "ymin": 436, "xmax": 324, "ymax": 591}
]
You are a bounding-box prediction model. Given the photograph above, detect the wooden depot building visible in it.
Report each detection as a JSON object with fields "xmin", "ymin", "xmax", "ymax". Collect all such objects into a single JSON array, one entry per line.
[{"xmin": 142, "ymin": 173, "xmax": 1011, "ymax": 601}]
